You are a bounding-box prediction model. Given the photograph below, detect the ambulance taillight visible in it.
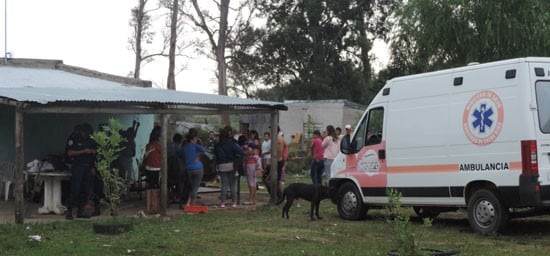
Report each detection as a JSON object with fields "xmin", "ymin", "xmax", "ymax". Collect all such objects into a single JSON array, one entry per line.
[{"xmin": 521, "ymin": 140, "xmax": 538, "ymax": 175}]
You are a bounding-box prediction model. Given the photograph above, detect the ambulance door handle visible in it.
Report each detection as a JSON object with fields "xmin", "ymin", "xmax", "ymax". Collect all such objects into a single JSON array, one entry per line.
[{"xmin": 378, "ymin": 149, "xmax": 386, "ymax": 159}]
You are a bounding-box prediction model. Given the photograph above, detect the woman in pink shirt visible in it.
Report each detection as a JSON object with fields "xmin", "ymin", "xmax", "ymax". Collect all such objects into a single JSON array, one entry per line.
[
  {"xmin": 322, "ymin": 125, "xmax": 339, "ymax": 180},
  {"xmin": 310, "ymin": 130, "xmax": 324, "ymax": 185}
]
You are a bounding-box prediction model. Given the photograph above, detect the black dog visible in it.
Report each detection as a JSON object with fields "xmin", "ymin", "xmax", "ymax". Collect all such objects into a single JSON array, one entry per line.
[{"xmin": 277, "ymin": 183, "xmax": 330, "ymax": 220}]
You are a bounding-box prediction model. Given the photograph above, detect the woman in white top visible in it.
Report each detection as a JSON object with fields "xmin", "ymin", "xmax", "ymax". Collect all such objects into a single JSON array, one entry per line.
[
  {"xmin": 261, "ymin": 132, "xmax": 271, "ymax": 171},
  {"xmin": 322, "ymin": 125, "xmax": 339, "ymax": 182}
]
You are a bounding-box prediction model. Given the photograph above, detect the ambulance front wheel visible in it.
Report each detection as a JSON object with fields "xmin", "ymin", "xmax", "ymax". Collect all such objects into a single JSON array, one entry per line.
[
  {"xmin": 337, "ymin": 182, "xmax": 367, "ymax": 220},
  {"xmin": 467, "ymin": 189, "xmax": 509, "ymax": 234}
]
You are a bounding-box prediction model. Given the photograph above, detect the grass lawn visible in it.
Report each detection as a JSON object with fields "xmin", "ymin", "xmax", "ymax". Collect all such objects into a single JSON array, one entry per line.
[{"xmin": 2, "ymin": 174, "xmax": 550, "ymax": 255}]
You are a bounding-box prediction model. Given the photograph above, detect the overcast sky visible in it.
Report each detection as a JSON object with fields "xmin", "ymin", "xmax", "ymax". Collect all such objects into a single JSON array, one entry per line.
[
  {"xmin": 1, "ymin": 0, "xmax": 388, "ymax": 95},
  {"xmin": 0, "ymin": 0, "xmax": 218, "ymax": 94}
]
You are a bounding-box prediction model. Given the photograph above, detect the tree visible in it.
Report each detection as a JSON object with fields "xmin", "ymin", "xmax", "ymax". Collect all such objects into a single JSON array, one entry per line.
[
  {"xmin": 238, "ymin": 0, "xmax": 398, "ymax": 103},
  {"xmin": 129, "ymin": 0, "xmax": 165, "ymax": 79},
  {"xmin": 130, "ymin": 0, "xmax": 194, "ymax": 88},
  {"xmin": 180, "ymin": 0, "xmax": 259, "ymax": 124},
  {"xmin": 226, "ymin": 26, "xmax": 266, "ymax": 98},
  {"xmin": 180, "ymin": 0, "xmax": 228, "ymax": 96},
  {"xmin": 389, "ymin": 0, "xmax": 550, "ymax": 75},
  {"xmin": 129, "ymin": 0, "xmax": 153, "ymax": 79},
  {"xmin": 166, "ymin": 0, "xmax": 180, "ymax": 90}
]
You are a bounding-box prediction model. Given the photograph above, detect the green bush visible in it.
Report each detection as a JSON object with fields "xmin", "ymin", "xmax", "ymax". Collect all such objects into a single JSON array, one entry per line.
[{"xmin": 285, "ymin": 156, "xmax": 311, "ymax": 175}]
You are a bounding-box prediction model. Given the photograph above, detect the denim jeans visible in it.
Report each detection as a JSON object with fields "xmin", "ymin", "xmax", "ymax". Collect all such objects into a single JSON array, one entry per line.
[
  {"xmin": 187, "ymin": 168, "xmax": 204, "ymax": 199},
  {"xmin": 310, "ymin": 159, "xmax": 324, "ymax": 185},
  {"xmin": 219, "ymin": 170, "xmax": 237, "ymax": 203},
  {"xmin": 117, "ymin": 156, "xmax": 133, "ymax": 185},
  {"xmin": 323, "ymin": 158, "xmax": 334, "ymax": 180}
]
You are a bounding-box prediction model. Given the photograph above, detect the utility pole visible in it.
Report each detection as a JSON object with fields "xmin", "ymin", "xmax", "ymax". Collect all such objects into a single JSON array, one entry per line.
[{"xmin": 4, "ymin": 0, "xmax": 7, "ymax": 64}]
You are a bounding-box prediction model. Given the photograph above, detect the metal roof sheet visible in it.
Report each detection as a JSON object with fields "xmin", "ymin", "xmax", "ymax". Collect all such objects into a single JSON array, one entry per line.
[{"xmin": 0, "ymin": 65, "xmax": 287, "ymax": 110}]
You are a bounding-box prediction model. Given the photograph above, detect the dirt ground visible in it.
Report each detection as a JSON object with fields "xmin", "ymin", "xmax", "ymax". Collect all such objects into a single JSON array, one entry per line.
[{"xmin": 0, "ymin": 186, "xmax": 272, "ymax": 224}]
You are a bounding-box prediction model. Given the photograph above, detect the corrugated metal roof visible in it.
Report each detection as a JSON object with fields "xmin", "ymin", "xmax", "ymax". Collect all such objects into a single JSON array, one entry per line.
[{"xmin": 0, "ymin": 65, "xmax": 287, "ymax": 110}]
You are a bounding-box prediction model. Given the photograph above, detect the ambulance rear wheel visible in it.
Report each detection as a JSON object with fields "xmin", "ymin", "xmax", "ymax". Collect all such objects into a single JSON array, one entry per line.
[
  {"xmin": 467, "ymin": 189, "xmax": 509, "ymax": 234},
  {"xmin": 337, "ymin": 182, "xmax": 367, "ymax": 220}
]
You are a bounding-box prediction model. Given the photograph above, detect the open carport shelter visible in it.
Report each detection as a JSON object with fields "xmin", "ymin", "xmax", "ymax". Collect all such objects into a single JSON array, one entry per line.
[{"xmin": 0, "ymin": 58, "xmax": 287, "ymax": 223}]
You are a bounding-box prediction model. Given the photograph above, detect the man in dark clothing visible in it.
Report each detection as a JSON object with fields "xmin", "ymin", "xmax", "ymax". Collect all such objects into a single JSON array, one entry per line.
[
  {"xmin": 65, "ymin": 123, "xmax": 96, "ymax": 220},
  {"xmin": 117, "ymin": 120, "xmax": 140, "ymax": 198},
  {"xmin": 167, "ymin": 133, "xmax": 189, "ymax": 206}
]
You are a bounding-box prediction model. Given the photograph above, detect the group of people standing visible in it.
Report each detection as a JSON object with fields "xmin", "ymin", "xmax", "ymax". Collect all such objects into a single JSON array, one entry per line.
[
  {"xmin": 214, "ymin": 127, "xmax": 283, "ymax": 207},
  {"xmin": 156, "ymin": 125, "xmax": 283, "ymax": 208},
  {"xmin": 145, "ymin": 127, "xmax": 206, "ymax": 207},
  {"xmin": 66, "ymin": 121, "xmax": 287, "ymax": 214},
  {"xmin": 309, "ymin": 124, "xmax": 351, "ymax": 186}
]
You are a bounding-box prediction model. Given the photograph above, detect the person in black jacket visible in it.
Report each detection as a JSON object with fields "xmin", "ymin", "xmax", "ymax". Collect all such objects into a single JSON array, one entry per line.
[
  {"xmin": 65, "ymin": 123, "xmax": 96, "ymax": 220},
  {"xmin": 214, "ymin": 126, "xmax": 244, "ymax": 208}
]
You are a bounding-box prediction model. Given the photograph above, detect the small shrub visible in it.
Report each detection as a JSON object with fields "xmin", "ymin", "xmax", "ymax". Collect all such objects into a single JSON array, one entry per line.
[
  {"xmin": 386, "ymin": 189, "xmax": 432, "ymax": 256},
  {"xmin": 285, "ymin": 156, "xmax": 311, "ymax": 175},
  {"xmin": 91, "ymin": 118, "xmax": 125, "ymax": 217}
]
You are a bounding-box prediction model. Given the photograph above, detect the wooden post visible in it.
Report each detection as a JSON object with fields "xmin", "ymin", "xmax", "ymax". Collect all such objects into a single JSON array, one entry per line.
[
  {"xmin": 14, "ymin": 109, "xmax": 24, "ymax": 224},
  {"xmin": 269, "ymin": 111, "xmax": 279, "ymax": 203},
  {"xmin": 160, "ymin": 114, "xmax": 169, "ymax": 216},
  {"xmin": 146, "ymin": 188, "xmax": 160, "ymax": 214}
]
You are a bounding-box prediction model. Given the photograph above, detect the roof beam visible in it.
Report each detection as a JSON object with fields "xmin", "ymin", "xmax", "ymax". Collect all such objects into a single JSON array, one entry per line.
[{"xmin": 20, "ymin": 106, "xmax": 277, "ymax": 115}]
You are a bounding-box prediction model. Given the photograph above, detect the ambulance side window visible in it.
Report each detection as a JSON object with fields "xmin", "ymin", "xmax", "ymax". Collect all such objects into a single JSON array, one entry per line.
[
  {"xmin": 536, "ymin": 81, "xmax": 550, "ymax": 133},
  {"xmin": 365, "ymin": 108, "xmax": 384, "ymax": 146}
]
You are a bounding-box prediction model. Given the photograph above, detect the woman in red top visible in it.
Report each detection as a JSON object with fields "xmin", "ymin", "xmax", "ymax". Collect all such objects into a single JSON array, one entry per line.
[{"xmin": 144, "ymin": 126, "xmax": 161, "ymax": 189}]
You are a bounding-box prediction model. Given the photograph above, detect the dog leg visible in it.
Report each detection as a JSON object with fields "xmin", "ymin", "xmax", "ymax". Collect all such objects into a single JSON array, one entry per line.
[
  {"xmin": 310, "ymin": 202, "xmax": 315, "ymax": 220},
  {"xmin": 283, "ymin": 198, "xmax": 294, "ymax": 219},
  {"xmin": 315, "ymin": 201, "xmax": 322, "ymax": 220}
]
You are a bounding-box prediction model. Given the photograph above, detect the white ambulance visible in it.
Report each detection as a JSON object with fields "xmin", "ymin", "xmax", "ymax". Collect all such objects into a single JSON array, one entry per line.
[{"xmin": 330, "ymin": 57, "xmax": 550, "ymax": 234}]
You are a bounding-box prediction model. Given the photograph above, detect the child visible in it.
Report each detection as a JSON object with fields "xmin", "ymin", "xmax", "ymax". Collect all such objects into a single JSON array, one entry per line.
[{"xmin": 244, "ymin": 143, "xmax": 262, "ymax": 205}]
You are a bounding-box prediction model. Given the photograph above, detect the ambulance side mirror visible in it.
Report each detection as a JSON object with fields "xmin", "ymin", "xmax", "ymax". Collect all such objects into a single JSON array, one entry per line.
[
  {"xmin": 340, "ymin": 135, "xmax": 358, "ymax": 155},
  {"xmin": 378, "ymin": 149, "xmax": 386, "ymax": 159}
]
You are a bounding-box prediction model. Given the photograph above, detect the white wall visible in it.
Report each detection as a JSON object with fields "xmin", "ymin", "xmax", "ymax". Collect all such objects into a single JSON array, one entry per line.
[{"xmin": 279, "ymin": 100, "xmax": 365, "ymax": 144}]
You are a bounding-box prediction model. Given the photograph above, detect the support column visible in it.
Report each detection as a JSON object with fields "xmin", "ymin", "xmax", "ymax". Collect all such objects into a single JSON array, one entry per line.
[
  {"xmin": 14, "ymin": 108, "xmax": 24, "ymax": 224},
  {"xmin": 160, "ymin": 114, "xmax": 169, "ymax": 216},
  {"xmin": 269, "ymin": 111, "xmax": 279, "ymax": 203}
]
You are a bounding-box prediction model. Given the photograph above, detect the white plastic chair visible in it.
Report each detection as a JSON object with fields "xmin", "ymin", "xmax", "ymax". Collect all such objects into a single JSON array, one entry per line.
[{"xmin": 0, "ymin": 161, "xmax": 15, "ymax": 201}]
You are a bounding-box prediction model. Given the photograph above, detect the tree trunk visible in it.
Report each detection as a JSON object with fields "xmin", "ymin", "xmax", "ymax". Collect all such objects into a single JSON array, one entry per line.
[
  {"xmin": 218, "ymin": 0, "xmax": 230, "ymax": 125},
  {"xmin": 133, "ymin": 0, "xmax": 146, "ymax": 79},
  {"xmin": 167, "ymin": 0, "xmax": 178, "ymax": 90},
  {"xmin": 359, "ymin": 16, "xmax": 372, "ymax": 91}
]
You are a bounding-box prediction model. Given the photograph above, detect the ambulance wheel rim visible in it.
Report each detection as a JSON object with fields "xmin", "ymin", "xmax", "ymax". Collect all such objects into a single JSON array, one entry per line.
[
  {"xmin": 475, "ymin": 200, "xmax": 495, "ymax": 228},
  {"xmin": 474, "ymin": 199, "xmax": 495, "ymax": 228},
  {"xmin": 342, "ymin": 191, "xmax": 358, "ymax": 212},
  {"xmin": 337, "ymin": 182, "xmax": 367, "ymax": 220}
]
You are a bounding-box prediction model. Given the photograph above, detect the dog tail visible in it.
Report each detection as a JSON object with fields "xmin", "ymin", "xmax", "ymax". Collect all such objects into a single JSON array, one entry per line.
[{"xmin": 275, "ymin": 190, "xmax": 286, "ymax": 205}]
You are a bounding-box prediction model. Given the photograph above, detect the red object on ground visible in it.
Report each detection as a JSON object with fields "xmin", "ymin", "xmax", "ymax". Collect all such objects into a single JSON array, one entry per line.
[{"xmin": 183, "ymin": 205, "xmax": 208, "ymax": 213}]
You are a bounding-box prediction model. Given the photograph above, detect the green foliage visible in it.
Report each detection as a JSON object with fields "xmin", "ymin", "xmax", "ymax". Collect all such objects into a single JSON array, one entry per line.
[
  {"xmin": 389, "ymin": 0, "xmax": 550, "ymax": 76},
  {"xmin": 386, "ymin": 189, "xmax": 432, "ymax": 256},
  {"xmin": 236, "ymin": 0, "xmax": 399, "ymax": 102},
  {"xmin": 285, "ymin": 155, "xmax": 311, "ymax": 175},
  {"xmin": 91, "ymin": 118, "xmax": 126, "ymax": 217}
]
